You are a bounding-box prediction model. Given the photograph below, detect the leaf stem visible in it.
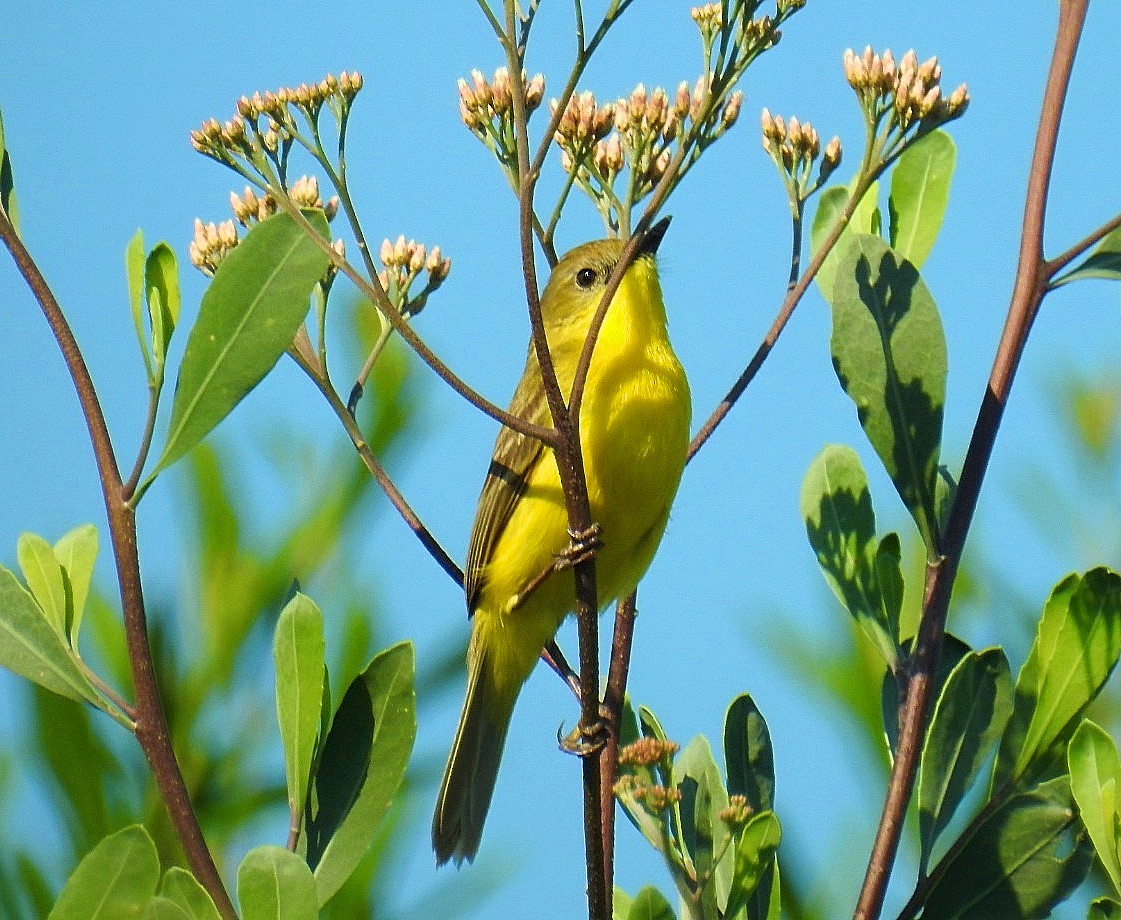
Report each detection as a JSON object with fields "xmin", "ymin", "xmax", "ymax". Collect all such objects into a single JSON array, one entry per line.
[
  {"xmin": 852, "ymin": 3, "xmax": 1090, "ymax": 917},
  {"xmin": 0, "ymin": 208, "xmax": 237, "ymax": 920}
]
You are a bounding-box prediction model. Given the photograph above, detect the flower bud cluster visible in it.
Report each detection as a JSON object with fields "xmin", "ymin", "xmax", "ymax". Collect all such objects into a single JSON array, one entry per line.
[
  {"xmin": 190, "ymin": 71, "xmax": 363, "ymax": 166},
  {"xmin": 843, "ymin": 47, "xmax": 969, "ymax": 134},
  {"xmin": 188, "ymin": 218, "xmax": 239, "ymax": 277},
  {"xmin": 631, "ymin": 783, "xmax": 683, "ymax": 814},
  {"xmin": 617, "ymin": 736, "xmax": 680, "ymax": 768},
  {"xmin": 227, "ymin": 177, "xmax": 339, "ymax": 230},
  {"xmin": 376, "ymin": 235, "xmax": 451, "ymax": 317},
  {"xmin": 718, "ymin": 794, "xmax": 756, "ymax": 830},
  {"xmin": 458, "ymin": 67, "xmax": 545, "ymax": 141},
  {"xmin": 761, "ymin": 109, "xmax": 841, "ymax": 197},
  {"xmin": 552, "ymin": 91, "xmax": 616, "ymax": 160}
]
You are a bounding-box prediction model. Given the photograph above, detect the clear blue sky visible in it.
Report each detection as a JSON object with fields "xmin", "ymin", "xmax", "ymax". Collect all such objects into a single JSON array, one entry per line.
[{"xmin": 2, "ymin": 3, "xmax": 1120, "ymax": 918}]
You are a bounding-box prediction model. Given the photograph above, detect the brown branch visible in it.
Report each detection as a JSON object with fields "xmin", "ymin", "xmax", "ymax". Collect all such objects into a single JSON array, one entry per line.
[
  {"xmin": 1044, "ymin": 209, "xmax": 1121, "ymax": 279},
  {"xmin": 853, "ymin": 2, "xmax": 1089, "ymax": 917},
  {"xmin": 0, "ymin": 210, "xmax": 237, "ymax": 919}
]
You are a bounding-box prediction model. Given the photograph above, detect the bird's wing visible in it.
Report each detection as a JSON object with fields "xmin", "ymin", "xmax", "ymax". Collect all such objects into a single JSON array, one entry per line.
[{"xmin": 464, "ymin": 352, "xmax": 554, "ymax": 615}]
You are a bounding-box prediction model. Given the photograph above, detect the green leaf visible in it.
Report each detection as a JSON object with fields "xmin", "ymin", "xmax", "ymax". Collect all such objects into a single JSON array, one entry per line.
[
  {"xmin": 158, "ymin": 868, "xmax": 220, "ymax": 920},
  {"xmin": 723, "ymin": 811, "xmax": 781, "ymax": 919},
  {"xmin": 1090, "ymin": 897, "xmax": 1121, "ymax": 920},
  {"xmin": 883, "ymin": 634, "xmax": 973, "ymax": 758},
  {"xmin": 18, "ymin": 532, "xmax": 68, "ymax": 638},
  {"xmin": 626, "ymin": 886, "xmax": 676, "ymax": 920},
  {"xmin": 801, "ymin": 445, "xmax": 899, "ymax": 667},
  {"xmin": 53, "ymin": 524, "xmax": 98, "ymax": 645},
  {"xmin": 0, "ymin": 107, "xmax": 19, "ymax": 234},
  {"xmin": 616, "ymin": 703, "xmax": 674, "ymax": 857},
  {"xmin": 812, "ymin": 180, "xmax": 881, "ymax": 305},
  {"xmin": 274, "ymin": 593, "xmax": 325, "ymax": 832},
  {"xmin": 994, "ymin": 568, "xmax": 1121, "ymax": 791},
  {"xmin": 917, "ymin": 648, "xmax": 1012, "ymax": 871},
  {"xmin": 874, "ymin": 533, "xmax": 904, "ymax": 645},
  {"xmin": 141, "ymin": 898, "xmax": 190, "ymax": 920},
  {"xmin": 888, "ymin": 130, "xmax": 956, "ymax": 268},
  {"xmin": 154, "ymin": 210, "xmax": 330, "ymax": 474},
  {"xmin": 1050, "ymin": 224, "xmax": 1121, "ymax": 288},
  {"xmin": 829, "ymin": 233, "xmax": 947, "ymax": 551},
  {"xmin": 1068, "ymin": 720, "xmax": 1121, "ymax": 892},
  {"xmin": 724, "ymin": 694, "xmax": 774, "ymax": 812},
  {"xmin": 674, "ymin": 736, "xmax": 726, "ymax": 916},
  {"xmin": 923, "ymin": 776, "xmax": 1093, "ymax": 919},
  {"xmin": 0, "ymin": 565, "xmax": 98, "ymax": 702},
  {"xmin": 237, "ymin": 846, "xmax": 317, "ymax": 920},
  {"xmin": 126, "ymin": 231, "xmax": 154, "ymax": 380},
  {"xmin": 47, "ymin": 825, "xmax": 160, "ymax": 920},
  {"xmin": 613, "ymin": 887, "xmax": 634, "ymax": 920},
  {"xmin": 309, "ymin": 641, "xmax": 416, "ymax": 906},
  {"xmin": 146, "ymin": 243, "xmax": 180, "ymax": 372}
]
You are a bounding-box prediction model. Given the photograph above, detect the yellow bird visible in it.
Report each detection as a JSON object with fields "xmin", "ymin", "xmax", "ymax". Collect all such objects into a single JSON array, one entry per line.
[{"xmin": 433, "ymin": 217, "xmax": 691, "ymax": 865}]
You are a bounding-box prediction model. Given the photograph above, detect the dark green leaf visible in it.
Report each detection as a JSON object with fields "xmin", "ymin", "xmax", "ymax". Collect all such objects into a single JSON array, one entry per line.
[
  {"xmin": 923, "ymin": 776, "xmax": 1092, "ymax": 919},
  {"xmin": 994, "ymin": 568, "xmax": 1121, "ymax": 791},
  {"xmin": 1049, "ymin": 225, "xmax": 1121, "ymax": 288},
  {"xmin": 917, "ymin": 648, "xmax": 1012, "ymax": 871},
  {"xmin": 888, "ymin": 130, "xmax": 956, "ymax": 269},
  {"xmin": 0, "ymin": 565, "xmax": 98, "ymax": 702},
  {"xmin": 674, "ymin": 735, "xmax": 729, "ymax": 911},
  {"xmin": 274, "ymin": 593, "xmax": 325, "ymax": 832},
  {"xmin": 53, "ymin": 524, "xmax": 97, "ymax": 645},
  {"xmin": 801, "ymin": 445, "xmax": 899, "ymax": 667},
  {"xmin": 812, "ymin": 181, "xmax": 881, "ymax": 304},
  {"xmin": 47, "ymin": 825, "xmax": 160, "ymax": 920},
  {"xmin": 724, "ymin": 694, "xmax": 774, "ymax": 812},
  {"xmin": 723, "ymin": 811, "xmax": 781, "ymax": 919},
  {"xmin": 829, "ymin": 234, "xmax": 947, "ymax": 551},
  {"xmin": 237, "ymin": 846, "xmax": 317, "ymax": 920},
  {"xmin": 310, "ymin": 641, "xmax": 416, "ymax": 905},
  {"xmin": 1067, "ymin": 719, "xmax": 1121, "ymax": 891},
  {"xmin": 155, "ymin": 210, "xmax": 330, "ymax": 474},
  {"xmin": 18, "ymin": 532, "xmax": 67, "ymax": 638},
  {"xmin": 883, "ymin": 634, "xmax": 973, "ymax": 758},
  {"xmin": 1090, "ymin": 897, "xmax": 1121, "ymax": 920},
  {"xmin": 159, "ymin": 868, "xmax": 220, "ymax": 920},
  {"xmin": 626, "ymin": 886, "xmax": 676, "ymax": 920},
  {"xmin": 875, "ymin": 533, "xmax": 904, "ymax": 650},
  {"xmin": 0, "ymin": 107, "xmax": 19, "ymax": 234}
]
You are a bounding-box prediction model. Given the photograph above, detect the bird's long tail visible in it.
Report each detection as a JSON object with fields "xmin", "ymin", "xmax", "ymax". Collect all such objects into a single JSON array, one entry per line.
[{"xmin": 432, "ymin": 643, "xmax": 515, "ymax": 865}]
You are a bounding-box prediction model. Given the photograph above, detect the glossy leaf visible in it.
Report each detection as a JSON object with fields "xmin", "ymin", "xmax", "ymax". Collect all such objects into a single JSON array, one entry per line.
[
  {"xmin": 1050, "ymin": 224, "xmax": 1121, "ymax": 288},
  {"xmin": 237, "ymin": 846, "xmax": 317, "ymax": 920},
  {"xmin": 0, "ymin": 107, "xmax": 18, "ymax": 234},
  {"xmin": 613, "ymin": 887, "xmax": 634, "ymax": 920},
  {"xmin": 141, "ymin": 899, "xmax": 190, "ymax": 920},
  {"xmin": 812, "ymin": 180, "xmax": 881, "ymax": 304},
  {"xmin": 47, "ymin": 825, "xmax": 160, "ymax": 920},
  {"xmin": 309, "ymin": 641, "xmax": 416, "ymax": 905},
  {"xmin": 127, "ymin": 231, "xmax": 154, "ymax": 379},
  {"xmin": 0, "ymin": 565, "xmax": 97, "ymax": 702},
  {"xmin": 155, "ymin": 210, "xmax": 330, "ymax": 474},
  {"xmin": 829, "ymin": 233, "xmax": 947, "ymax": 551},
  {"xmin": 274, "ymin": 593, "xmax": 325, "ymax": 832},
  {"xmin": 917, "ymin": 648, "xmax": 1012, "ymax": 871},
  {"xmin": 724, "ymin": 694, "xmax": 774, "ymax": 813},
  {"xmin": 801, "ymin": 445, "xmax": 899, "ymax": 667},
  {"xmin": 993, "ymin": 568, "xmax": 1121, "ymax": 791},
  {"xmin": 158, "ymin": 868, "xmax": 220, "ymax": 920},
  {"xmin": 888, "ymin": 130, "xmax": 955, "ymax": 268},
  {"xmin": 146, "ymin": 242, "xmax": 180, "ymax": 369},
  {"xmin": 923, "ymin": 776, "xmax": 1092, "ymax": 919},
  {"xmin": 18, "ymin": 532, "xmax": 68, "ymax": 638},
  {"xmin": 53, "ymin": 524, "xmax": 98, "ymax": 644},
  {"xmin": 723, "ymin": 811, "xmax": 781, "ymax": 919},
  {"xmin": 1068, "ymin": 720, "xmax": 1121, "ymax": 892},
  {"xmin": 626, "ymin": 886, "xmax": 675, "ymax": 920}
]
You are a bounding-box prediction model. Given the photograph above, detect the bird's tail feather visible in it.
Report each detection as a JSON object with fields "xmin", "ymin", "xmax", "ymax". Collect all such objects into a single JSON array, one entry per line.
[{"xmin": 432, "ymin": 645, "xmax": 514, "ymax": 865}]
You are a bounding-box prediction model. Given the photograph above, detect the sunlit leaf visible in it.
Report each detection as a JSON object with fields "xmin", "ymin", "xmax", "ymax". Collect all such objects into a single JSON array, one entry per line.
[
  {"xmin": 724, "ymin": 694, "xmax": 774, "ymax": 813},
  {"xmin": 888, "ymin": 130, "xmax": 956, "ymax": 268},
  {"xmin": 625, "ymin": 886, "xmax": 675, "ymax": 920},
  {"xmin": 723, "ymin": 811, "xmax": 781, "ymax": 919},
  {"xmin": 0, "ymin": 107, "xmax": 19, "ymax": 234},
  {"xmin": 53, "ymin": 524, "xmax": 98, "ymax": 645},
  {"xmin": 1090, "ymin": 897, "xmax": 1121, "ymax": 920},
  {"xmin": 812, "ymin": 180, "xmax": 881, "ymax": 303},
  {"xmin": 47, "ymin": 825, "xmax": 160, "ymax": 920},
  {"xmin": 159, "ymin": 868, "xmax": 220, "ymax": 920},
  {"xmin": 1068, "ymin": 720, "xmax": 1121, "ymax": 892},
  {"xmin": 237, "ymin": 846, "xmax": 317, "ymax": 920},
  {"xmin": 18, "ymin": 532, "xmax": 68, "ymax": 638},
  {"xmin": 829, "ymin": 233, "xmax": 946, "ymax": 551},
  {"xmin": 141, "ymin": 898, "xmax": 190, "ymax": 920},
  {"xmin": 993, "ymin": 568, "xmax": 1121, "ymax": 791},
  {"xmin": 155, "ymin": 210, "xmax": 330, "ymax": 474}
]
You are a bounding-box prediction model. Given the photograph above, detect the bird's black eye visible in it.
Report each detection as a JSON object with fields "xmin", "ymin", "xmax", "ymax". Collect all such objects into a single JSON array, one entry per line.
[{"xmin": 575, "ymin": 266, "xmax": 597, "ymax": 289}]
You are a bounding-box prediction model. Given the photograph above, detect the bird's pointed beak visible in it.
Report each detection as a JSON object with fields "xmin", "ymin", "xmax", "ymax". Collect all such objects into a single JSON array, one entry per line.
[{"xmin": 638, "ymin": 216, "xmax": 672, "ymax": 257}]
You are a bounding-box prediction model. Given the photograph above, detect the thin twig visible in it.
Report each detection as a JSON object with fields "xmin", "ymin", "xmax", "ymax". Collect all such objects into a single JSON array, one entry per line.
[
  {"xmin": 853, "ymin": 3, "xmax": 1089, "ymax": 916},
  {"xmin": 0, "ymin": 209, "xmax": 237, "ymax": 920},
  {"xmin": 1045, "ymin": 209, "xmax": 1121, "ymax": 279}
]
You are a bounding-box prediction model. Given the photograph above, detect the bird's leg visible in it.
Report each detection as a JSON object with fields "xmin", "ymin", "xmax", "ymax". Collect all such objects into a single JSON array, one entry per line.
[
  {"xmin": 542, "ymin": 639, "xmax": 582, "ymax": 699},
  {"xmin": 508, "ymin": 523, "xmax": 603, "ymax": 611},
  {"xmin": 558, "ymin": 708, "xmax": 611, "ymax": 757}
]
